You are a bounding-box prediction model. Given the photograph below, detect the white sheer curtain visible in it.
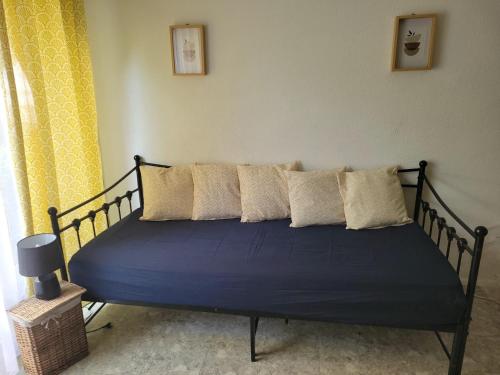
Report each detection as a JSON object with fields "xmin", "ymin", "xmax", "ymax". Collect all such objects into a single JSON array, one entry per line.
[{"xmin": 0, "ymin": 81, "xmax": 27, "ymax": 375}]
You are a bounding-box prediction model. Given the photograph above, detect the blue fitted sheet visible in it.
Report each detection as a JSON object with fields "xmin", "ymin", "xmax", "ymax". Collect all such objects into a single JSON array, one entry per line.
[{"xmin": 69, "ymin": 210, "xmax": 466, "ymax": 330}]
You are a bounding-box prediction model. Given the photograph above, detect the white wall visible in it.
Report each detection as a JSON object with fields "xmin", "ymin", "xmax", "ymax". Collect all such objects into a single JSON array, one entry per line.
[{"xmin": 85, "ymin": 0, "xmax": 500, "ymax": 235}]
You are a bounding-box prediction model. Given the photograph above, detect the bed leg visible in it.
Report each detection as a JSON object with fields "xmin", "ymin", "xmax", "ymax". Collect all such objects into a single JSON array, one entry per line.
[
  {"xmin": 448, "ymin": 324, "xmax": 468, "ymax": 375},
  {"xmin": 250, "ymin": 316, "xmax": 258, "ymax": 362}
]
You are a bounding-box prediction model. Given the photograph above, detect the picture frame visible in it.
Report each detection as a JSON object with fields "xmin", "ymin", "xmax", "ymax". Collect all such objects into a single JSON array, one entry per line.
[
  {"xmin": 169, "ymin": 24, "xmax": 206, "ymax": 75},
  {"xmin": 391, "ymin": 14, "xmax": 436, "ymax": 71}
]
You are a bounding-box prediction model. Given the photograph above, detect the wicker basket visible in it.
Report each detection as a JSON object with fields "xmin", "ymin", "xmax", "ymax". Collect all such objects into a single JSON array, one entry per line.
[{"xmin": 9, "ymin": 283, "xmax": 88, "ymax": 375}]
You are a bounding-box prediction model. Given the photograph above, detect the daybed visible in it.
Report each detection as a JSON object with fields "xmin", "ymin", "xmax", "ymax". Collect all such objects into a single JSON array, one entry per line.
[{"xmin": 47, "ymin": 156, "xmax": 488, "ymax": 375}]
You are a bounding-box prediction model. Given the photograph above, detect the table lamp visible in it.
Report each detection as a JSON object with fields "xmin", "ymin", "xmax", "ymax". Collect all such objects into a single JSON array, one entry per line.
[{"xmin": 17, "ymin": 234, "xmax": 65, "ymax": 300}]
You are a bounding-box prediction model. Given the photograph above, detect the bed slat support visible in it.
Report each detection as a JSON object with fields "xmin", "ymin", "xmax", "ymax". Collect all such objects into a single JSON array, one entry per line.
[
  {"xmin": 434, "ymin": 331, "xmax": 451, "ymax": 359},
  {"xmin": 85, "ymin": 302, "xmax": 107, "ymax": 326},
  {"xmin": 84, "ymin": 302, "xmax": 113, "ymax": 334}
]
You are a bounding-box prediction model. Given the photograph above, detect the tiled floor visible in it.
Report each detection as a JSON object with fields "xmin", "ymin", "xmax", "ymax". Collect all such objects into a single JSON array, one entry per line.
[{"xmin": 51, "ymin": 293, "xmax": 500, "ymax": 374}]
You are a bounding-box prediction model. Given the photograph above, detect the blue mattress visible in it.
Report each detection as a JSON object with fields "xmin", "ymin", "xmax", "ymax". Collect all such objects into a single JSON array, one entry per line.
[{"xmin": 69, "ymin": 210, "xmax": 466, "ymax": 330}]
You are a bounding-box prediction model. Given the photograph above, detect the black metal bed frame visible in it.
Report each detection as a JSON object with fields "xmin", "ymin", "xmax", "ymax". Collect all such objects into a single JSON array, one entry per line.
[{"xmin": 47, "ymin": 156, "xmax": 488, "ymax": 375}]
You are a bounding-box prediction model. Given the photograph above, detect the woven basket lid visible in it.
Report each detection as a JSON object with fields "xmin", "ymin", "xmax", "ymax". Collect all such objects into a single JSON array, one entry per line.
[{"xmin": 8, "ymin": 282, "xmax": 86, "ymax": 326}]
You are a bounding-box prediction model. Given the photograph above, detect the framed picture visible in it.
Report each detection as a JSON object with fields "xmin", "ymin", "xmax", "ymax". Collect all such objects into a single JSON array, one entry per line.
[
  {"xmin": 391, "ymin": 14, "xmax": 436, "ymax": 71},
  {"xmin": 170, "ymin": 24, "xmax": 206, "ymax": 75}
]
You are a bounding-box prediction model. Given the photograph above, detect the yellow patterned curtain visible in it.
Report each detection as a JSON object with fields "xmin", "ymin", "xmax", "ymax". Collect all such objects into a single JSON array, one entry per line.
[{"xmin": 0, "ymin": 0, "xmax": 104, "ymax": 261}]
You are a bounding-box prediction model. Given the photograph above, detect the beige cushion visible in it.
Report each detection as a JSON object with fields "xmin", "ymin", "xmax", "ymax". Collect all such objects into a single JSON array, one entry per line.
[
  {"xmin": 237, "ymin": 162, "xmax": 300, "ymax": 222},
  {"xmin": 337, "ymin": 166, "xmax": 412, "ymax": 230},
  {"xmin": 191, "ymin": 164, "xmax": 242, "ymax": 220},
  {"xmin": 286, "ymin": 169, "xmax": 346, "ymax": 228},
  {"xmin": 140, "ymin": 165, "xmax": 193, "ymax": 221}
]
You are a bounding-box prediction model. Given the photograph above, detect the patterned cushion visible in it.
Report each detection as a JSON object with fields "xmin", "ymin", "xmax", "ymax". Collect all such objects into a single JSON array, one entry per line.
[
  {"xmin": 140, "ymin": 165, "xmax": 193, "ymax": 221},
  {"xmin": 191, "ymin": 164, "xmax": 242, "ymax": 220},
  {"xmin": 337, "ymin": 166, "xmax": 412, "ymax": 229},
  {"xmin": 237, "ymin": 162, "xmax": 300, "ymax": 222},
  {"xmin": 285, "ymin": 169, "xmax": 346, "ymax": 227}
]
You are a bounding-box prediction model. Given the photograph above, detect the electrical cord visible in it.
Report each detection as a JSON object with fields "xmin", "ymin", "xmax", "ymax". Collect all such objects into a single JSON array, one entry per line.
[{"xmin": 86, "ymin": 322, "xmax": 112, "ymax": 334}]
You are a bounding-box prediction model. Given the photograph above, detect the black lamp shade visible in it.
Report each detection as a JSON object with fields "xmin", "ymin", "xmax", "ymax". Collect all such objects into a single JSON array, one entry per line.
[{"xmin": 17, "ymin": 234, "xmax": 64, "ymax": 277}]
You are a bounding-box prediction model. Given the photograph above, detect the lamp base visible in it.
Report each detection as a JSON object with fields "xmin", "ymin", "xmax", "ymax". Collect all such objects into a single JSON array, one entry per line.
[{"xmin": 34, "ymin": 273, "xmax": 61, "ymax": 300}]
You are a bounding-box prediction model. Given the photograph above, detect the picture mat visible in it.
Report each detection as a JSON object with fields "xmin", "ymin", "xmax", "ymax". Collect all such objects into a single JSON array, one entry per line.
[
  {"xmin": 173, "ymin": 28, "xmax": 203, "ymax": 74},
  {"xmin": 396, "ymin": 18, "xmax": 432, "ymax": 69}
]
